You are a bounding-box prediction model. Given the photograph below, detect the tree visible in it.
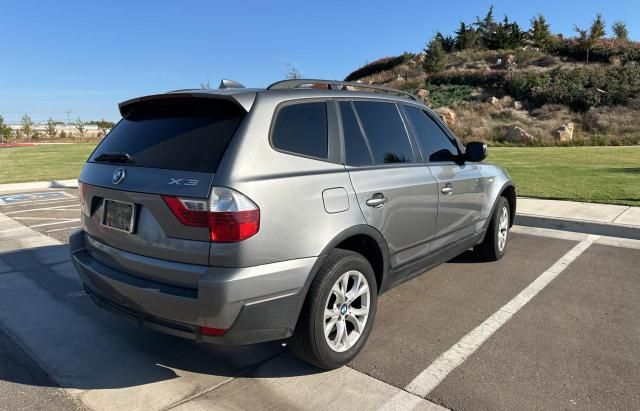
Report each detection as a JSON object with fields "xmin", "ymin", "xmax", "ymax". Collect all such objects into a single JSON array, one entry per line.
[
  {"xmin": 435, "ymin": 31, "xmax": 456, "ymax": 52},
  {"xmin": 73, "ymin": 117, "xmax": 86, "ymax": 141},
  {"xmin": 96, "ymin": 118, "xmax": 112, "ymax": 138},
  {"xmin": 286, "ymin": 65, "xmax": 302, "ymax": 79},
  {"xmin": 530, "ymin": 14, "xmax": 553, "ymax": 50},
  {"xmin": 20, "ymin": 114, "xmax": 34, "ymax": 141},
  {"xmin": 45, "ymin": 118, "xmax": 58, "ymax": 140},
  {"xmin": 474, "ymin": 5, "xmax": 497, "ymax": 47},
  {"xmin": 423, "ymin": 36, "xmax": 447, "ymax": 73},
  {"xmin": 574, "ymin": 13, "xmax": 607, "ymax": 62},
  {"xmin": 590, "ymin": 13, "xmax": 606, "ymax": 39},
  {"xmin": 483, "ymin": 15, "xmax": 525, "ymax": 50},
  {"xmin": 612, "ymin": 20, "xmax": 628, "ymax": 40},
  {"xmin": 0, "ymin": 115, "xmax": 12, "ymax": 143},
  {"xmin": 455, "ymin": 21, "xmax": 480, "ymax": 50},
  {"xmin": 477, "ymin": 5, "xmax": 495, "ymax": 35}
]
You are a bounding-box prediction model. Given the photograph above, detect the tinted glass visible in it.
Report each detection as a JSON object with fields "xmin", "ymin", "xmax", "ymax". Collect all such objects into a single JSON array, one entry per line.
[
  {"xmin": 353, "ymin": 101, "xmax": 413, "ymax": 164},
  {"xmin": 272, "ymin": 102, "xmax": 328, "ymax": 159},
  {"xmin": 339, "ymin": 102, "xmax": 372, "ymax": 166},
  {"xmin": 90, "ymin": 99, "xmax": 245, "ymax": 173},
  {"xmin": 404, "ymin": 105, "xmax": 459, "ymax": 162}
]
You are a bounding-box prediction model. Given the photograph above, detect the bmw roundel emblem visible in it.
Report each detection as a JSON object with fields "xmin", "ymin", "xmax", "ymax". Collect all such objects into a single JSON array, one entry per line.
[{"xmin": 112, "ymin": 168, "xmax": 126, "ymax": 184}]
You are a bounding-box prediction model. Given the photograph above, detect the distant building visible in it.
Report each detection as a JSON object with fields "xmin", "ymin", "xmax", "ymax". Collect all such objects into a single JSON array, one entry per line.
[{"xmin": 7, "ymin": 123, "xmax": 107, "ymax": 138}]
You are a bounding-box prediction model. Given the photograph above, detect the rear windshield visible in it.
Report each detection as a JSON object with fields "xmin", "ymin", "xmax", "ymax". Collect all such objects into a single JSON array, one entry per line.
[{"xmin": 90, "ymin": 98, "xmax": 246, "ymax": 173}]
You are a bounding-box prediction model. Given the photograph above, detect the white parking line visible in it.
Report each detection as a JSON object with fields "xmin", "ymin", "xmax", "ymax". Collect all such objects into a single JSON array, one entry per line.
[
  {"xmin": 4, "ymin": 204, "xmax": 80, "ymax": 215},
  {"xmin": 2, "ymin": 198, "xmax": 78, "ymax": 207},
  {"xmin": 45, "ymin": 226, "xmax": 81, "ymax": 233},
  {"xmin": 29, "ymin": 219, "xmax": 81, "ymax": 228},
  {"xmin": 13, "ymin": 217, "xmax": 78, "ymax": 221},
  {"xmin": 512, "ymin": 224, "xmax": 640, "ymax": 250},
  {"xmin": 404, "ymin": 235, "xmax": 598, "ymax": 398}
]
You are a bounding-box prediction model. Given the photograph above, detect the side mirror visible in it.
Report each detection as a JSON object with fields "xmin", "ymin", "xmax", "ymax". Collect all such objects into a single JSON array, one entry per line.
[{"xmin": 464, "ymin": 141, "xmax": 487, "ymax": 162}]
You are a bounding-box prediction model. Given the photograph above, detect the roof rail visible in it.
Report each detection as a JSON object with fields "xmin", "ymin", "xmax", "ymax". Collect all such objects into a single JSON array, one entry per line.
[{"xmin": 266, "ymin": 79, "xmax": 419, "ymax": 102}]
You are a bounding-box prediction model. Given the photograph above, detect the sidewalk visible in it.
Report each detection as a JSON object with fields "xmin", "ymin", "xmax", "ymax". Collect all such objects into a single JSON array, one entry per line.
[
  {"xmin": 516, "ymin": 198, "xmax": 640, "ymax": 240},
  {"xmin": 0, "ymin": 179, "xmax": 78, "ymax": 193}
]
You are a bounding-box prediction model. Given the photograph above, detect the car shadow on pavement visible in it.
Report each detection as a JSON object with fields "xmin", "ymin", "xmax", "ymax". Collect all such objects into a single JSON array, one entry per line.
[
  {"xmin": 446, "ymin": 249, "xmax": 484, "ymax": 264},
  {"xmin": 0, "ymin": 245, "xmax": 323, "ymax": 391}
]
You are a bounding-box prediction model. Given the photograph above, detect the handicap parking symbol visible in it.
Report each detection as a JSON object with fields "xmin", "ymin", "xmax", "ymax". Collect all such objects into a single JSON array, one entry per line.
[{"xmin": 0, "ymin": 191, "xmax": 69, "ymax": 205}]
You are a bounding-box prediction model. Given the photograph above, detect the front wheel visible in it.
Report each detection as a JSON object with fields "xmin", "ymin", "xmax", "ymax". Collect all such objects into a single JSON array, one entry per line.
[
  {"xmin": 475, "ymin": 196, "xmax": 510, "ymax": 261},
  {"xmin": 288, "ymin": 249, "xmax": 377, "ymax": 369}
]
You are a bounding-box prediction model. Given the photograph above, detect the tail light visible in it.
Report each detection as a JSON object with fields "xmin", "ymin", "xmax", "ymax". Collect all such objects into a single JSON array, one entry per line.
[
  {"xmin": 162, "ymin": 187, "xmax": 260, "ymax": 242},
  {"xmin": 199, "ymin": 326, "xmax": 226, "ymax": 336}
]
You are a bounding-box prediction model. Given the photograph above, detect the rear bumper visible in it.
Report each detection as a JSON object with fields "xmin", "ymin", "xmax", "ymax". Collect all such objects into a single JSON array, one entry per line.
[{"xmin": 69, "ymin": 230, "xmax": 315, "ymax": 345}]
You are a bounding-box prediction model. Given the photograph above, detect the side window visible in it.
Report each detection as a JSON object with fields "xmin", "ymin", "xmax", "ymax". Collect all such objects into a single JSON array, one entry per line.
[
  {"xmin": 271, "ymin": 102, "xmax": 328, "ymax": 159},
  {"xmin": 339, "ymin": 102, "xmax": 372, "ymax": 166},
  {"xmin": 353, "ymin": 101, "xmax": 414, "ymax": 164},
  {"xmin": 404, "ymin": 105, "xmax": 459, "ymax": 162}
]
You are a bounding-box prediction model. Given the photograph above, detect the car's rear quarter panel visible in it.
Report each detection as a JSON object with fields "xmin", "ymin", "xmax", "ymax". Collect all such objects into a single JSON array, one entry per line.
[{"xmin": 211, "ymin": 92, "xmax": 367, "ymax": 267}]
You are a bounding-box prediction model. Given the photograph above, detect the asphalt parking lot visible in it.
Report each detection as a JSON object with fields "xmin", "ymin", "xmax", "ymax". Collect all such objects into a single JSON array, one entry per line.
[
  {"xmin": 0, "ymin": 188, "xmax": 81, "ymax": 242},
  {"xmin": 0, "ymin": 188, "xmax": 639, "ymax": 410}
]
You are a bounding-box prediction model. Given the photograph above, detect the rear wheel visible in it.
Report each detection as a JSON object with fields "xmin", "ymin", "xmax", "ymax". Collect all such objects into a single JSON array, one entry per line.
[
  {"xmin": 289, "ymin": 249, "xmax": 377, "ymax": 369},
  {"xmin": 475, "ymin": 196, "xmax": 510, "ymax": 261}
]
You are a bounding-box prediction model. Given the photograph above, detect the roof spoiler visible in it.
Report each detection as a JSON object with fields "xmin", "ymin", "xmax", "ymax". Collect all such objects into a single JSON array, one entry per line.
[{"xmin": 118, "ymin": 91, "xmax": 256, "ymax": 116}]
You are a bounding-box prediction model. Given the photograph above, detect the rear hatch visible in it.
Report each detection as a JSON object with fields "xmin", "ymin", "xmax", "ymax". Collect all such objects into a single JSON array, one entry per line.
[{"xmin": 79, "ymin": 96, "xmax": 247, "ymax": 285}]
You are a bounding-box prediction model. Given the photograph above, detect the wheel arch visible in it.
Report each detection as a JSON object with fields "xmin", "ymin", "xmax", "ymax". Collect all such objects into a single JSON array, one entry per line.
[
  {"xmin": 484, "ymin": 182, "xmax": 517, "ymax": 230},
  {"xmin": 305, "ymin": 225, "xmax": 390, "ymax": 295},
  {"xmin": 501, "ymin": 184, "xmax": 517, "ymax": 227}
]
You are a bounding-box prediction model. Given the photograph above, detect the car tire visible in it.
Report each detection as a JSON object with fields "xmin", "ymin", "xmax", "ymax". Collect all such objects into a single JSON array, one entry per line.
[
  {"xmin": 475, "ymin": 196, "xmax": 510, "ymax": 261},
  {"xmin": 288, "ymin": 249, "xmax": 378, "ymax": 370}
]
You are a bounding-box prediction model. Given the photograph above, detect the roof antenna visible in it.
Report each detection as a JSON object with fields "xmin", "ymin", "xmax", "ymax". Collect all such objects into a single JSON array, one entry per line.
[{"xmin": 219, "ymin": 79, "xmax": 245, "ymax": 89}]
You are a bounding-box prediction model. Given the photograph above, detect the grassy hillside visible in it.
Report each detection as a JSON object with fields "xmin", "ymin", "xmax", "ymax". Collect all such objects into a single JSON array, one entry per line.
[{"xmin": 344, "ymin": 9, "xmax": 640, "ymax": 147}]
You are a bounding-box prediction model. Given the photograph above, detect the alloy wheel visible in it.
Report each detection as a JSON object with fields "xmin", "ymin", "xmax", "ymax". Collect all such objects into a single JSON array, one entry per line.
[{"xmin": 323, "ymin": 270, "xmax": 371, "ymax": 353}]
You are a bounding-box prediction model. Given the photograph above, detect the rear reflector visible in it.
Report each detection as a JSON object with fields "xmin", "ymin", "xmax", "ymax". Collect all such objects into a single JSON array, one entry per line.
[
  {"xmin": 199, "ymin": 326, "xmax": 226, "ymax": 336},
  {"xmin": 162, "ymin": 187, "xmax": 259, "ymax": 243}
]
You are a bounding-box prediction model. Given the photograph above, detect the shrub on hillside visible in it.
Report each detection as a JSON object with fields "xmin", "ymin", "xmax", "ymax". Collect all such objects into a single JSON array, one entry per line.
[
  {"xmin": 505, "ymin": 65, "xmax": 640, "ymax": 110},
  {"xmin": 551, "ymin": 38, "xmax": 640, "ymax": 63},
  {"xmin": 345, "ymin": 55, "xmax": 412, "ymax": 82},
  {"xmin": 427, "ymin": 70, "xmax": 506, "ymax": 87},
  {"xmin": 424, "ymin": 84, "xmax": 474, "ymax": 108}
]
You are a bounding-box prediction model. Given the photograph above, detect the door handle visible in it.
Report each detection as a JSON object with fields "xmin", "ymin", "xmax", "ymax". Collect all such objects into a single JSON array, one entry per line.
[
  {"xmin": 441, "ymin": 184, "xmax": 454, "ymax": 195},
  {"xmin": 366, "ymin": 193, "xmax": 387, "ymax": 208}
]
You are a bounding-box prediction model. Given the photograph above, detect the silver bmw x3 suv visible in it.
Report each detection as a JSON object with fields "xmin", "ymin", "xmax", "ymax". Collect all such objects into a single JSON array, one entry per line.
[{"xmin": 70, "ymin": 79, "xmax": 516, "ymax": 369}]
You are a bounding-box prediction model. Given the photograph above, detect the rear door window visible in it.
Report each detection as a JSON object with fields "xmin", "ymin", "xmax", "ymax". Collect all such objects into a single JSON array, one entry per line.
[
  {"xmin": 339, "ymin": 101, "xmax": 372, "ymax": 166},
  {"xmin": 271, "ymin": 102, "xmax": 328, "ymax": 159},
  {"xmin": 403, "ymin": 105, "xmax": 459, "ymax": 162},
  {"xmin": 90, "ymin": 98, "xmax": 245, "ymax": 173},
  {"xmin": 353, "ymin": 101, "xmax": 414, "ymax": 164}
]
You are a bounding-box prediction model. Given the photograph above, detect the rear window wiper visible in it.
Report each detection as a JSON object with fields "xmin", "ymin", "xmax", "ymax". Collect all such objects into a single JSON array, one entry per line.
[{"xmin": 93, "ymin": 152, "xmax": 134, "ymax": 164}]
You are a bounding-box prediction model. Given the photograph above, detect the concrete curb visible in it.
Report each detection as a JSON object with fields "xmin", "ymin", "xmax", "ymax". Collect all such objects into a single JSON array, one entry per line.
[
  {"xmin": 0, "ymin": 179, "xmax": 78, "ymax": 193},
  {"xmin": 516, "ymin": 214, "xmax": 640, "ymax": 241}
]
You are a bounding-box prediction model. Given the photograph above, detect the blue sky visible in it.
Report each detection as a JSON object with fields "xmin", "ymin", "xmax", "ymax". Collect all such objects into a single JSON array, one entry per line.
[{"xmin": 1, "ymin": 0, "xmax": 638, "ymax": 123}]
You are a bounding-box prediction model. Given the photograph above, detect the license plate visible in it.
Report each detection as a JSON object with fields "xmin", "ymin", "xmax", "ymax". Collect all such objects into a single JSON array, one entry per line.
[{"xmin": 102, "ymin": 199, "xmax": 136, "ymax": 233}]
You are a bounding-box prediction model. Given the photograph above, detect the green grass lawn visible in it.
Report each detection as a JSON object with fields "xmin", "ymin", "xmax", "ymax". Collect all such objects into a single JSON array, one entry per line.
[
  {"xmin": 0, "ymin": 143, "xmax": 96, "ymax": 184},
  {"xmin": 489, "ymin": 146, "xmax": 640, "ymax": 207},
  {"xmin": 1, "ymin": 143, "xmax": 639, "ymax": 207}
]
